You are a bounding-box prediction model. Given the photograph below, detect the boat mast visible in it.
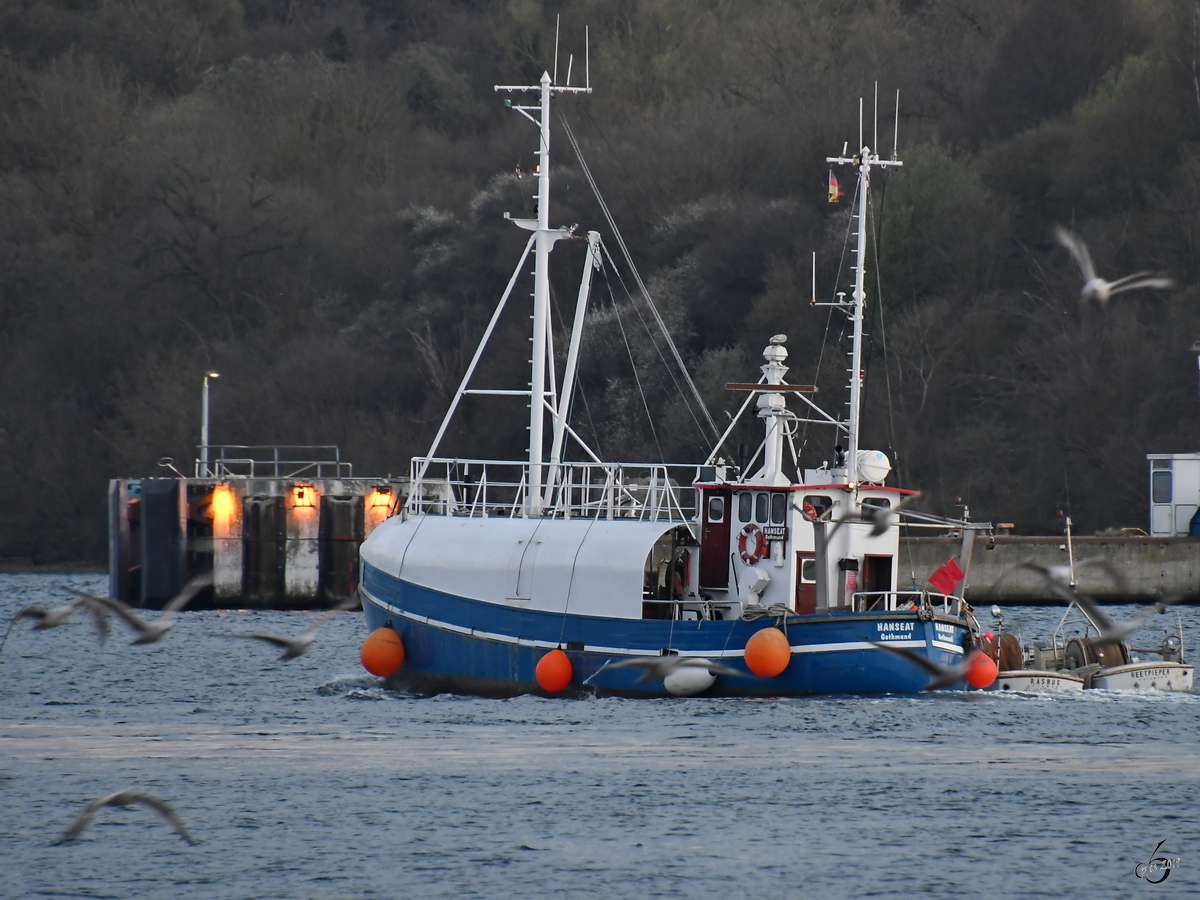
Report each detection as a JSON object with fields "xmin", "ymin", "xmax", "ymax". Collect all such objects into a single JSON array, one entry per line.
[
  {"xmin": 826, "ymin": 139, "xmax": 901, "ymax": 481},
  {"xmin": 495, "ymin": 71, "xmax": 590, "ymax": 515}
]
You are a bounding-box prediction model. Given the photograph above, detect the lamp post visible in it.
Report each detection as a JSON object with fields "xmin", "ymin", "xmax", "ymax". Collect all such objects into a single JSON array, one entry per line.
[{"xmin": 201, "ymin": 372, "xmax": 220, "ymax": 477}]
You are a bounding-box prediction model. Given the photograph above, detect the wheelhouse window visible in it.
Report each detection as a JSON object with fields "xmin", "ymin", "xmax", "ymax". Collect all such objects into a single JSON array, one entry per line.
[
  {"xmin": 707, "ymin": 495, "xmax": 725, "ymax": 523},
  {"xmin": 862, "ymin": 497, "xmax": 892, "ymax": 510},
  {"xmin": 755, "ymin": 492, "xmax": 768, "ymax": 523},
  {"xmin": 803, "ymin": 495, "xmax": 833, "ymax": 516},
  {"xmin": 738, "ymin": 492, "xmax": 753, "ymax": 522},
  {"xmin": 771, "ymin": 492, "xmax": 786, "ymax": 524}
]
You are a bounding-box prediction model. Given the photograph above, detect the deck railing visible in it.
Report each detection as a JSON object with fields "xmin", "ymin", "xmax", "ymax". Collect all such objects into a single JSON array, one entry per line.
[
  {"xmin": 196, "ymin": 445, "xmax": 353, "ymax": 479},
  {"xmin": 407, "ymin": 457, "xmax": 701, "ymax": 521},
  {"xmin": 852, "ymin": 590, "xmax": 962, "ymax": 615}
]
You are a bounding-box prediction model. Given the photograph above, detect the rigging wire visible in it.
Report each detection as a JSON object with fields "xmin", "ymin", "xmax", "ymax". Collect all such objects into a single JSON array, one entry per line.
[
  {"xmin": 597, "ymin": 239, "xmax": 710, "ymax": 445},
  {"xmin": 560, "ymin": 112, "xmax": 720, "ymax": 440},
  {"xmin": 868, "ymin": 189, "xmax": 902, "ymax": 486},
  {"xmin": 602, "ymin": 263, "xmax": 666, "ymax": 461}
]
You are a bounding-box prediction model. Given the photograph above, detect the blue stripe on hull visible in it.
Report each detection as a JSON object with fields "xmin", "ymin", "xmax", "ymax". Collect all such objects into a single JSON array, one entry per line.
[{"xmin": 361, "ymin": 562, "xmax": 972, "ymax": 696}]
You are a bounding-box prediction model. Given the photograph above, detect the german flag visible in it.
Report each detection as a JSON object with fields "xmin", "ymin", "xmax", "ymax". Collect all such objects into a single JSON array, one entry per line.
[{"xmin": 828, "ymin": 171, "xmax": 844, "ymax": 203}]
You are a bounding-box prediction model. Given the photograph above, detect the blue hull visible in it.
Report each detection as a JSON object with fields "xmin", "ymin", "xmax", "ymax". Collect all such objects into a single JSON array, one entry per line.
[{"xmin": 361, "ymin": 562, "xmax": 973, "ymax": 696}]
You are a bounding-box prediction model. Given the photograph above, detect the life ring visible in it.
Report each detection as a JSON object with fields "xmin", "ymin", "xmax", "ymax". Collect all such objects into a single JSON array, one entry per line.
[{"xmin": 738, "ymin": 523, "xmax": 768, "ymax": 564}]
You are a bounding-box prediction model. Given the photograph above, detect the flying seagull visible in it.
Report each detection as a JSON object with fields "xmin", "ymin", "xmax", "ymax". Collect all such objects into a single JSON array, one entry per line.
[
  {"xmin": 1054, "ymin": 225, "xmax": 1173, "ymax": 304},
  {"xmin": 0, "ymin": 594, "xmax": 110, "ymax": 655},
  {"xmin": 1068, "ymin": 591, "xmax": 1185, "ymax": 649},
  {"xmin": 598, "ymin": 656, "xmax": 747, "ymax": 684},
  {"xmin": 1000, "ymin": 557, "xmax": 1127, "ymax": 593},
  {"xmin": 814, "ymin": 492, "xmax": 919, "ymax": 539},
  {"xmin": 211, "ymin": 594, "xmax": 359, "ymax": 660},
  {"xmin": 70, "ymin": 572, "xmax": 211, "ymax": 645},
  {"xmin": 55, "ymin": 790, "xmax": 195, "ymax": 845},
  {"xmin": 868, "ymin": 640, "xmax": 983, "ymax": 691}
]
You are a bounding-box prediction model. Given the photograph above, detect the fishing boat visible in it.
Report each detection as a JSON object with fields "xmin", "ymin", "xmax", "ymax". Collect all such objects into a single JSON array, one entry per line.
[
  {"xmin": 984, "ymin": 521, "xmax": 1193, "ymax": 692},
  {"xmin": 357, "ymin": 70, "xmax": 990, "ymax": 696},
  {"xmin": 1029, "ymin": 603, "xmax": 1191, "ymax": 691}
]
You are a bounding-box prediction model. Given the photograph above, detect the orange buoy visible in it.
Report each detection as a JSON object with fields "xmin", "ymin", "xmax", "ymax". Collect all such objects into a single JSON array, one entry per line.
[
  {"xmin": 535, "ymin": 648, "xmax": 573, "ymax": 692},
  {"xmin": 744, "ymin": 627, "xmax": 791, "ymax": 677},
  {"xmin": 360, "ymin": 627, "xmax": 405, "ymax": 676},
  {"xmin": 966, "ymin": 651, "xmax": 998, "ymax": 688}
]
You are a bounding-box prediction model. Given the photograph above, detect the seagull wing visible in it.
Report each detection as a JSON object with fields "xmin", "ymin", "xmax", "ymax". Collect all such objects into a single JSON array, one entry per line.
[
  {"xmin": 69, "ymin": 596, "xmax": 111, "ymax": 645},
  {"xmin": 1071, "ymin": 557, "xmax": 1128, "ymax": 592},
  {"xmin": 701, "ymin": 660, "xmax": 753, "ymax": 678},
  {"xmin": 302, "ymin": 595, "xmax": 359, "ymax": 638},
  {"xmin": 0, "ymin": 607, "xmax": 46, "ymax": 654},
  {"xmin": 56, "ymin": 797, "xmax": 105, "ymax": 843},
  {"xmin": 213, "ymin": 632, "xmax": 295, "ymax": 650},
  {"xmin": 121, "ymin": 791, "xmax": 196, "ymax": 844},
  {"xmin": 867, "ymin": 640, "xmax": 947, "ymax": 677},
  {"xmin": 1067, "ymin": 591, "xmax": 1118, "ymax": 635},
  {"xmin": 163, "ymin": 572, "xmax": 213, "ymax": 616},
  {"xmin": 1106, "ymin": 272, "xmax": 1173, "ymax": 296},
  {"xmin": 80, "ymin": 594, "xmax": 153, "ymax": 636},
  {"xmin": 1054, "ymin": 225, "xmax": 1096, "ymax": 282},
  {"xmin": 600, "ymin": 657, "xmax": 659, "ymax": 671}
]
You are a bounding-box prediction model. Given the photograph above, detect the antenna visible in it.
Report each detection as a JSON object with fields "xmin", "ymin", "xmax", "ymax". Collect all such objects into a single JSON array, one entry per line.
[
  {"xmin": 892, "ymin": 89, "xmax": 900, "ymax": 160},
  {"xmin": 553, "ymin": 15, "xmax": 561, "ymax": 84},
  {"xmin": 842, "ymin": 141, "xmax": 848, "ymax": 156},
  {"xmin": 873, "ymin": 81, "xmax": 878, "ymax": 156},
  {"xmin": 586, "ymin": 26, "xmax": 590, "ymax": 89},
  {"xmin": 811, "ymin": 252, "xmax": 817, "ymax": 305},
  {"xmin": 566, "ymin": 53, "xmax": 574, "ymax": 86},
  {"xmin": 858, "ymin": 97, "xmax": 863, "ymax": 151}
]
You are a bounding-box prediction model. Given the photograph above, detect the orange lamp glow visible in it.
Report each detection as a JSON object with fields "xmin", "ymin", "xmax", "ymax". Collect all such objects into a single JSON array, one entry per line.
[
  {"xmin": 292, "ymin": 484, "xmax": 316, "ymax": 507},
  {"xmin": 211, "ymin": 484, "xmax": 235, "ymax": 522},
  {"xmin": 368, "ymin": 486, "xmax": 392, "ymax": 509}
]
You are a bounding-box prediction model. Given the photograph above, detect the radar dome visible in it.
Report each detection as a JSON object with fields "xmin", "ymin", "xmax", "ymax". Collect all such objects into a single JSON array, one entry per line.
[{"xmin": 856, "ymin": 449, "xmax": 891, "ymax": 484}]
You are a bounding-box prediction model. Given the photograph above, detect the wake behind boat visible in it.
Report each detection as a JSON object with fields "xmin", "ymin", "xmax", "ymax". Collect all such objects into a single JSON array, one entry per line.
[{"xmin": 357, "ymin": 70, "xmax": 992, "ymax": 697}]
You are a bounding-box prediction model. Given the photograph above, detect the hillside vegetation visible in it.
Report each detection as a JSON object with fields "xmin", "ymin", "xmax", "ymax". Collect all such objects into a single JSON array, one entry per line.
[{"xmin": 3, "ymin": 0, "xmax": 1199, "ymax": 561}]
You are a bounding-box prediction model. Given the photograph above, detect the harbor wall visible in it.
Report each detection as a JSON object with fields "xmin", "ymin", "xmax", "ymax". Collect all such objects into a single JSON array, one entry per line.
[
  {"xmin": 902, "ymin": 535, "xmax": 1200, "ymax": 603},
  {"xmin": 108, "ymin": 477, "xmax": 404, "ymax": 610}
]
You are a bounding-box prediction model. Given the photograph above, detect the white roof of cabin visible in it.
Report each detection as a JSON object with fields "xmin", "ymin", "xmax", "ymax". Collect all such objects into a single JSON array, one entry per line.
[{"xmin": 360, "ymin": 514, "xmax": 681, "ymax": 618}]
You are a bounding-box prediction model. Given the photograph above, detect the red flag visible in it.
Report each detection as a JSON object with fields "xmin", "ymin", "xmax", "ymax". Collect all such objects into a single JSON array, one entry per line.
[
  {"xmin": 828, "ymin": 171, "xmax": 843, "ymax": 203},
  {"xmin": 928, "ymin": 558, "xmax": 964, "ymax": 595}
]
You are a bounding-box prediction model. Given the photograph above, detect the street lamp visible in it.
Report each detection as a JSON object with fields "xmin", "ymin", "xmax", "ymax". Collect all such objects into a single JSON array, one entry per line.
[{"xmin": 201, "ymin": 371, "xmax": 220, "ymax": 477}]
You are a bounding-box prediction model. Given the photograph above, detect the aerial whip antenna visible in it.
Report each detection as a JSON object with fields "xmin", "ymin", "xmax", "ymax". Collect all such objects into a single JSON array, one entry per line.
[
  {"xmin": 893, "ymin": 90, "xmax": 899, "ymax": 159},
  {"xmin": 873, "ymin": 81, "xmax": 878, "ymax": 153},
  {"xmin": 553, "ymin": 15, "xmax": 561, "ymax": 84}
]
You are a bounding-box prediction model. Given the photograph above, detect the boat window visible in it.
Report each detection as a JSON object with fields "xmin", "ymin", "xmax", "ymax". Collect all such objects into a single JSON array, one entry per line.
[
  {"xmin": 802, "ymin": 495, "xmax": 833, "ymax": 516},
  {"xmin": 1152, "ymin": 459, "xmax": 1172, "ymax": 469},
  {"xmin": 1152, "ymin": 470, "xmax": 1172, "ymax": 504},
  {"xmin": 771, "ymin": 492, "xmax": 786, "ymax": 524},
  {"xmin": 707, "ymin": 495, "xmax": 725, "ymax": 523},
  {"xmin": 738, "ymin": 492, "xmax": 752, "ymax": 522},
  {"xmin": 862, "ymin": 497, "xmax": 891, "ymax": 510},
  {"xmin": 755, "ymin": 492, "xmax": 768, "ymax": 523},
  {"xmin": 800, "ymin": 559, "xmax": 817, "ymax": 582}
]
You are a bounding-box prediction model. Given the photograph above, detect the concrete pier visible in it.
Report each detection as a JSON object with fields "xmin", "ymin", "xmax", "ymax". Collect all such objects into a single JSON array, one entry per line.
[
  {"xmin": 901, "ymin": 535, "xmax": 1200, "ymax": 603},
  {"xmin": 108, "ymin": 476, "xmax": 405, "ymax": 609}
]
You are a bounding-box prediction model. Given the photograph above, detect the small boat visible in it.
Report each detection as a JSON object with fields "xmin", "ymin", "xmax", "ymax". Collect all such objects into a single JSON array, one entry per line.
[
  {"xmin": 987, "ymin": 603, "xmax": 1192, "ymax": 692},
  {"xmin": 357, "ymin": 70, "xmax": 992, "ymax": 696}
]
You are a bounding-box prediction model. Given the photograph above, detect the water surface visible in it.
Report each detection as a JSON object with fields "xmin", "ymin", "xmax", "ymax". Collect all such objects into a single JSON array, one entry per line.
[{"xmin": 2, "ymin": 574, "xmax": 1196, "ymax": 898}]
